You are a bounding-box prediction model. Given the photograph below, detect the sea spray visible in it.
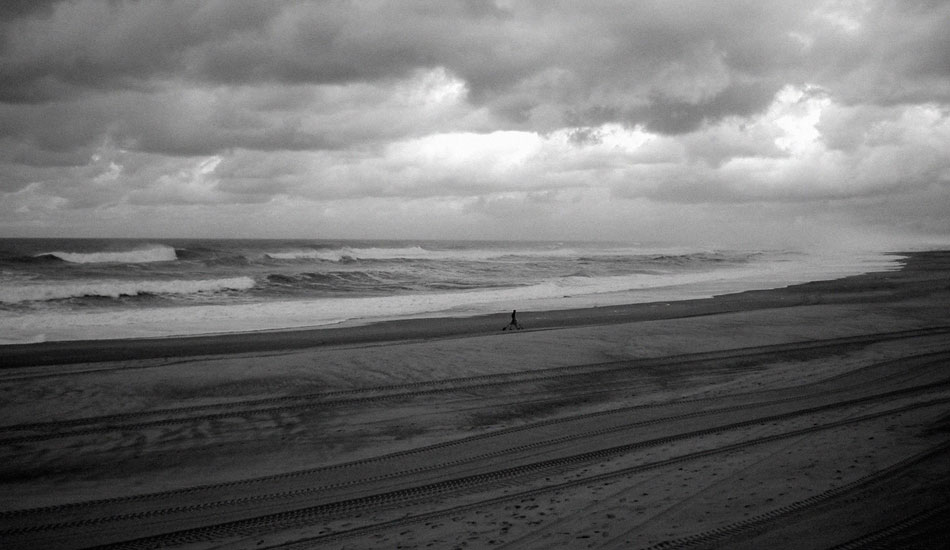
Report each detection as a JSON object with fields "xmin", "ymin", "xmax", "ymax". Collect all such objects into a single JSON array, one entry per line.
[
  {"xmin": 0, "ymin": 238, "xmax": 901, "ymax": 343},
  {"xmin": 38, "ymin": 244, "xmax": 178, "ymax": 264},
  {"xmin": 0, "ymin": 277, "xmax": 256, "ymax": 304}
]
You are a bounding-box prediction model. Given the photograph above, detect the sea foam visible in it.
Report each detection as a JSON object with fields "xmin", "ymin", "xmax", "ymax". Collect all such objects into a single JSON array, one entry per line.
[
  {"xmin": 0, "ymin": 277, "xmax": 256, "ymax": 304},
  {"xmin": 0, "ymin": 238, "xmax": 905, "ymax": 345},
  {"xmin": 0, "ymin": 251, "xmax": 902, "ymax": 344},
  {"xmin": 266, "ymin": 246, "xmax": 443, "ymax": 262},
  {"xmin": 265, "ymin": 245, "xmax": 655, "ymax": 263},
  {"xmin": 39, "ymin": 245, "xmax": 178, "ymax": 264}
]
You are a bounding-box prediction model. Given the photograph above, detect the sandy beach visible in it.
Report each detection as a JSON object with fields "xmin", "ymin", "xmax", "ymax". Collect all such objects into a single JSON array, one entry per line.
[{"xmin": 1, "ymin": 250, "xmax": 949, "ymax": 549}]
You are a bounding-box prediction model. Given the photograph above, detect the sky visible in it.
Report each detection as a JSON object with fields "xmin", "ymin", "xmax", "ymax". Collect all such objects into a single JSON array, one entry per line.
[{"xmin": 1, "ymin": 0, "xmax": 949, "ymax": 248}]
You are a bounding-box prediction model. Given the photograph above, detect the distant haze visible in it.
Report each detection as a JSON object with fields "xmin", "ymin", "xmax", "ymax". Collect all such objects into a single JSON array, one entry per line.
[{"xmin": 1, "ymin": 1, "xmax": 949, "ymax": 249}]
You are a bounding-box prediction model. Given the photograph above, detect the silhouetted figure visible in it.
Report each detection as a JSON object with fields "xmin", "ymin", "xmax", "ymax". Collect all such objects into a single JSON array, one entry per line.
[{"xmin": 503, "ymin": 309, "xmax": 523, "ymax": 331}]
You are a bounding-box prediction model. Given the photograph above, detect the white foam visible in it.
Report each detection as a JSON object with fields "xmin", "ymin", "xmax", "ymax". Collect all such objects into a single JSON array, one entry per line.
[
  {"xmin": 264, "ymin": 244, "xmax": 707, "ymax": 263},
  {"xmin": 266, "ymin": 249, "xmax": 339, "ymax": 261},
  {"xmin": 267, "ymin": 246, "xmax": 477, "ymax": 262},
  {"xmin": 0, "ymin": 277, "xmax": 256, "ymax": 304},
  {"xmin": 0, "ymin": 250, "xmax": 903, "ymax": 344},
  {"xmin": 40, "ymin": 245, "xmax": 178, "ymax": 264}
]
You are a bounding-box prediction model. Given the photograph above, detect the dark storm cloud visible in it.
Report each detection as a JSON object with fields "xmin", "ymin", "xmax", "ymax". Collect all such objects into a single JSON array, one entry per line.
[
  {"xmin": 0, "ymin": 0, "xmax": 60, "ymax": 19},
  {"xmin": 802, "ymin": 2, "xmax": 950, "ymax": 106},
  {"xmin": 3, "ymin": 0, "xmax": 949, "ymax": 159},
  {"xmin": 0, "ymin": 1, "xmax": 489, "ymax": 101},
  {"xmin": 629, "ymin": 82, "xmax": 779, "ymax": 135},
  {"xmin": 0, "ymin": 0, "xmax": 284, "ymax": 102},
  {"xmin": 1, "ymin": 1, "xmax": 949, "ymax": 245},
  {"xmin": 0, "ymin": 86, "xmax": 354, "ymax": 163}
]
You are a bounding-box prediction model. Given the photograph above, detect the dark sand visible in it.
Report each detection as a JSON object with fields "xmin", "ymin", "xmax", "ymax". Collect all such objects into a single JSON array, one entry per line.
[{"xmin": 1, "ymin": 250, "xmax": 949, "ymax": 549}]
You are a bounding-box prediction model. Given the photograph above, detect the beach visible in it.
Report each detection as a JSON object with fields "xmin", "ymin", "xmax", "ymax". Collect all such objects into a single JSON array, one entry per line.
[{"xmin": 1, "ymin": 250, "xmax": 949, "ymax": 549}]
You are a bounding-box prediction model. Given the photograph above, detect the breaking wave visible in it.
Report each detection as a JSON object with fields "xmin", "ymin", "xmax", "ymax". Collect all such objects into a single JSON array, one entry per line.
[
  {"xmin": 0, "ymin": 237, "xmax": 905, "ymax": 344},
  {"xmin": 0, "ymin": 276, "xmax": 255, "ymax": 304},
  {"xmin": 38, "ymin": 245, "xmax": 178, "ymax": 264},
  {"xmin": 263, "ymin": 245, "xmax": 693, "ymax": 263},
  {"xmin": 266, "ymin": 246, "xmax": 437, "ymax": 262}
]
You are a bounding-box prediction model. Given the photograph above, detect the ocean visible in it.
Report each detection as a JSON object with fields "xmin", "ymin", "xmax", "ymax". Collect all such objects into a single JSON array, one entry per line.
[{"xmin": 0, "ymin": 238, "xmax": 901, "ymax": 344}]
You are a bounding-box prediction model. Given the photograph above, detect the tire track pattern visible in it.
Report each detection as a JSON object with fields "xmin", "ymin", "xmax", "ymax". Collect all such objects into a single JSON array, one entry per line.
[
  {"xmin": 2, "ymin": 350, "xmax": 947, "ymax": 524},
  {"xmin": 635, "ymin": 444, "xmax": 950, "ymax": 550},
  {"xmin": 17, "ymin": 388, "xmax": 949, "ymax": 550},
  {"xmin": 5, "ymin": 327, "xmax": 949, "ymax": 448},
  {"xmin": 828, "ymin": 503, "xmax": 950, "ymax": 550},
  {"xmin": 264, "ymin": 400, "xmax": 950, "ymax": 550}
]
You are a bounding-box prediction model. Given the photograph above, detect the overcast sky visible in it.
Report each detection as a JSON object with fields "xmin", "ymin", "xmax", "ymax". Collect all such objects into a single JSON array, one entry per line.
[{"xmin": 1, "ymin": 1, "xmax": 949, "ymax": 248}]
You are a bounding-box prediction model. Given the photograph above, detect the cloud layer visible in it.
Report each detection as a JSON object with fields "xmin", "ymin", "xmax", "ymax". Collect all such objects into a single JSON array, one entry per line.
[{"xmin": 2, "ymin": 0, "xmax": 949, "ymax": 247}]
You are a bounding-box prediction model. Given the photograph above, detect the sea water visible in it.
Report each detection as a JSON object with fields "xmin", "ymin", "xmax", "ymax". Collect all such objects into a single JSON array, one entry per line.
[{"xmin": 0, "ymin": 239, "xmax": 901, "ymax": 344}]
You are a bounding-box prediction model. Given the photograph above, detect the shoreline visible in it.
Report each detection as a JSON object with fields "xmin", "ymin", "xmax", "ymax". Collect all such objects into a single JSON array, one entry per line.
[{"xmin": 0, "ymin": 250, "xmax": 938, "ymax": 368}]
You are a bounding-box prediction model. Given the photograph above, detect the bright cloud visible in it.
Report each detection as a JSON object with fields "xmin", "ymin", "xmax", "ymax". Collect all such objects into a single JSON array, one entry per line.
[{"xmin": 1, "ymin": 0, "xmax": 949, "ymax": 247}]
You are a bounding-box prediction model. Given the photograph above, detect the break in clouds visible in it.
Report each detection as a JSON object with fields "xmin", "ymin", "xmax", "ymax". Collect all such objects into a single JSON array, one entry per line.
[{"xmin": 1, "ymin": 0, "xmax": 949, "ymax": 246}]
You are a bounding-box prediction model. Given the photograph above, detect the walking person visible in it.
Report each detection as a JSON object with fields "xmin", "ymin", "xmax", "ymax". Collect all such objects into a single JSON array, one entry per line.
[{"xmin": 503, "ymin": 309, "xmax": 523, "ymax": 331}]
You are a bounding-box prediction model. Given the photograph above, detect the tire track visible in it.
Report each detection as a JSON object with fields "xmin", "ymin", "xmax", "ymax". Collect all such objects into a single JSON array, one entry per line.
[
  {"xmin": 4, "ymin": 381, "xmax": 949, "ymax": 547},
  {"xmin": 8, "ymin": 326, "xmax": 948, "ymax": 430},
  {"xmin": 632, "ymin": 444, "xmax": 950, "ymax": 550},
  {"xmin": 827, "ymin": 503, "xmax": 950, "ymax": 550},
  {"xmin": 4, "ymin": 327, "xmax": 948, "ymax": 444},
  {"xmin": 3, "ymin": 351, "xmax": 946, "ymax": 523},
  {"xmin": 251, "ymin": 401, "xmax": 950, "ymax": 550}
]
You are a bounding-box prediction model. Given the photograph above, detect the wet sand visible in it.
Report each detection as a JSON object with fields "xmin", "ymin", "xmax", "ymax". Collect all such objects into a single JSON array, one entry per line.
[{"xmin": 1, "ymin": 250, "xmax": 949, "ymax": 549}]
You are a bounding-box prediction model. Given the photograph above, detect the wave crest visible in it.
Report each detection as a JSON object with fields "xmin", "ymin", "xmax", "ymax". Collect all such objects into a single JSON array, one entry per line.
[
  {"xmin": 39, "ymin": 245, "xmax": 178, "ymax": 264},
  {"xmin": 0, "ymin": 276, "xmax": 255, "ymax": 304},
  {"xmin": 266, "ymin": 246, "xmax": 434, "ymax": 262},
  {"xmin": 263, "ymin": 245, "xmax": 731, "ymax": 264}
]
